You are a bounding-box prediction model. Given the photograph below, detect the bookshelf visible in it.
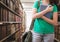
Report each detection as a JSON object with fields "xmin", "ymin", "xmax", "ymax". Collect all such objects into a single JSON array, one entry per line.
[
  {"xmin": 55, "ymin": 23, "xmax": 60, "ymax": 42},
  {"xmin": 55, "ymin": 1, "xmax": 60, "ymax": 41},
  {"xmin": 0, "ymin": 0, "xmax": 25, "ymax": 42}
]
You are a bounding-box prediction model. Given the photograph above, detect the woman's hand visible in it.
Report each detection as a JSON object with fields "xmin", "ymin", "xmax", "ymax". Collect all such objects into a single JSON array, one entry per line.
[{"xmin": 45, "ymin": 6, "xmax": 53, "ymax": 12}]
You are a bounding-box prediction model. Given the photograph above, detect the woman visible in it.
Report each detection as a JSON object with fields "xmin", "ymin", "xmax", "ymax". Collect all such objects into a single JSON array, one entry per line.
[{"xmin": 32, "ymin": 0, "xmax": 58, "ymax": 42}]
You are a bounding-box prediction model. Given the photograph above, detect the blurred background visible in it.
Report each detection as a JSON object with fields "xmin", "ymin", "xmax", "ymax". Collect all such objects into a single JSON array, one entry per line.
[{"xmin": 21, "ymin": 0, "xmax": 35, "ymax": 31}]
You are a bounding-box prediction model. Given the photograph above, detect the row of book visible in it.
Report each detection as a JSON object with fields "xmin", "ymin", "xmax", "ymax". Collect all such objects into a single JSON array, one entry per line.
[
  {"xmin": 0, "ymin": 2, "xmax": 22, "ymax": 22},
  {"xmin": 0, "ymin": 0, "xmax": 23, "ymax": 21},
  {"xmin": 0, "ymin": 0, "xmax": 20, "ymax": 14},
  {"xmin": 0, "ymin": 0, "xmax": 24, "ymax": 42},
  {"xmin": 0, "ymin": 24, "xmax": 21, "ymax": 40}
]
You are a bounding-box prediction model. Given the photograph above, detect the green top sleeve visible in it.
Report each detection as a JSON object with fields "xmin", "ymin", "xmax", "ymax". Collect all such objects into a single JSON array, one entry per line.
[
  {"xmin": 32, "ymin": 0, "xmax": 39, "ymax": 9},
  {"xmin": 53, "ymin": 5, "xmax": 58, "ymax": 12}
]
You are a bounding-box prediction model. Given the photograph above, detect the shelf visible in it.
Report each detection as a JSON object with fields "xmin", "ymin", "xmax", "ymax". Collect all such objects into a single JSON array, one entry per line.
[
  {"xmin": 0, "ymin": 1, "xmax": 22, "ymax": 18},
  {"xmin": 0, "ymin": 22, "xmax": 22, "ymax": 25},
  {"xmin": 0, "ymin": 29, "xmax": 20, "ymax": 42},
  {"xmin": 0, "ymin": 22, "xmax": 22, "ymax": 24},
  {"xmin": 55, "ymin": 38, "xmax": 60, "ymax": 42},
  {"xmin": 0, "ymin": 0, "xmax": 24, "ymax": 42}
]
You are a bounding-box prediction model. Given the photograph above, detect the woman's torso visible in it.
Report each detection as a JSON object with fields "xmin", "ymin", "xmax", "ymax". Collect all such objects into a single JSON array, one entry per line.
[{"xmin": 33, "ymin": 0, "xmax": 54, "ymax": 34}]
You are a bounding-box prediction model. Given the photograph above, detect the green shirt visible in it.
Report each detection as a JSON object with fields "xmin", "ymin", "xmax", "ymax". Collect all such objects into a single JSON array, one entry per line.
[{"xmin": 32, "ymin": 0, "xmax": 58, "ymax": 34}]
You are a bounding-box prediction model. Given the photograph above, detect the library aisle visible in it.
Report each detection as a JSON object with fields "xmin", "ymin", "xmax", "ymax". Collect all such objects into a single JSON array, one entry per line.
[{"xmin": 0, "ymin": 0, "xmax": 60, "ymax": 42}]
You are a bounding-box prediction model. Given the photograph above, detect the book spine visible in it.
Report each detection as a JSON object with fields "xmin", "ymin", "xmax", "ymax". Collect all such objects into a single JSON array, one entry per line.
[
  {"xmin": 1, "ymin": 25, "xmax": 7, "ymax": 39},
  {"xmin": 0, "ymin": 7, "xmax": 2, "ymax": 22},
  {"xmin": 10, "ymin": 24, "xmax": 15, "ymax": 34},
  {"xmin": 0, "ymin": 26, "xmax": 2, "ymax": 40},
  {"xmin": 2, "ymin": 8, "xmax": 7, "ymax": 21},
  {"xmin": 6, "ymin": 24, "xmax": 11, "ymax": 36},
  {"xmin": 0, "ymin": 7, "xmax": 1, "ymax": 21}
]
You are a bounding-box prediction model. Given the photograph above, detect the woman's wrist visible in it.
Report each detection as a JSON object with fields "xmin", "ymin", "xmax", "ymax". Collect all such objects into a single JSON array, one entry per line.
[
  {"xmin": 44, "ymin": 9, "xmax": 49, "ymax": 13},
  {"xmin": 40, "ymin": 9, "xmax": 48, "ymax": 15}
]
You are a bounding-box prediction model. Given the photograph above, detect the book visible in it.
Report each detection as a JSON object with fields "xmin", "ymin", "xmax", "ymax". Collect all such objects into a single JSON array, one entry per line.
[
  {"xmin": 15, "ymin": 24, "xmax": 19, "ymax": 30},
  {"xmin": 6, "ymin": 25, "xmax": 11, "ymax": 36},
  {"xmin": 0, "ymin": 26, "xmax": 2, "ymax": 40},
  {"xmin": 0, "ymin": 0, "xmax": 24, "ymax": 42},
  {"xmin": 10, "ymin": 24, "xmax": 15, "ymax": 34},
  {"xmin": 40, "ymin": 4, "xmax": 52, "ymax": 19},
  {"xmin": 6, "ymin": 10, "xmax": 9, "ymax": 21},
  {"xmin": 15, "ymin": 31, "xmax": 20, "ymax": 40},
  {"xmin": 10, "ymin": 0, "xmax": 13, "ymax": 10},
  {"xmin": 9, "ymin": 12, "xmax": 14, "ymax": 22},
  {"xmin": 0, "ymin": 7, "xmax": 1, "ymax": 21},
  {"xmin": 6, "ymin": 0, "xmax": 10, "ymax": 6},
  {"xmin": 2, "ymin": 8, "xmax": 6, "ymax": 21},
  {"xmin": 0, "ymin": 7, "xmax": 2, "ymax": 22},
  {"xmin": 1, "ymin": 25, "xmax": 7, "ymax": 39}
]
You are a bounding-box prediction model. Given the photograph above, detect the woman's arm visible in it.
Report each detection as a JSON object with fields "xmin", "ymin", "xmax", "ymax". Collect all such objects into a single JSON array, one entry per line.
[
  {"xmin": 32, "ymin": 8, "xmax": 48, "ymax": 19},
  {"xmin": 41, "ymin": 12, "xmax": 58, "ymax": 26},
  {"xmin": 32, "ymin": 6, "xmax": 53, "ymax": 20}
]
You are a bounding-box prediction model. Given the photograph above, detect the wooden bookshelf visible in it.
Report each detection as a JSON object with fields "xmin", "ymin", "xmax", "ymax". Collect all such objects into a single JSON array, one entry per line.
[
  {"xmin": 55, "ymin": 16, "xmax": 60, "ymax": 42},
  {"xmin": 54, "ymin": 1, "xmax": 60, "ymax": 42},
  {"xmin": 55, "ymin": 23, "xmax": 60, "ymax": 42},
  {"xmin": 0, "ymin": 0, "xmax": 25, "ymax": 42},
  {"xmin": 55, "ymin": 38, "xmax": 60, "ymax": 42},
  {"xmin": 0, "ymin": 22, "xmax": 22, "ymax": 24}
]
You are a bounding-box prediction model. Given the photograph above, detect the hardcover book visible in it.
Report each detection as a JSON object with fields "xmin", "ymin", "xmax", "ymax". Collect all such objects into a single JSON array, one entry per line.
[{"xmin": 40, "ymin": 4, "xmax": 52, "ymax": 19}]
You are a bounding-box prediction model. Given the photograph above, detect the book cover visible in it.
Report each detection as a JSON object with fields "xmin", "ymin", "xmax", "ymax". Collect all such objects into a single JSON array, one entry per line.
[{"xmin": 40, "ymin": 4, "xmax": 52, "ymax": 19}]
